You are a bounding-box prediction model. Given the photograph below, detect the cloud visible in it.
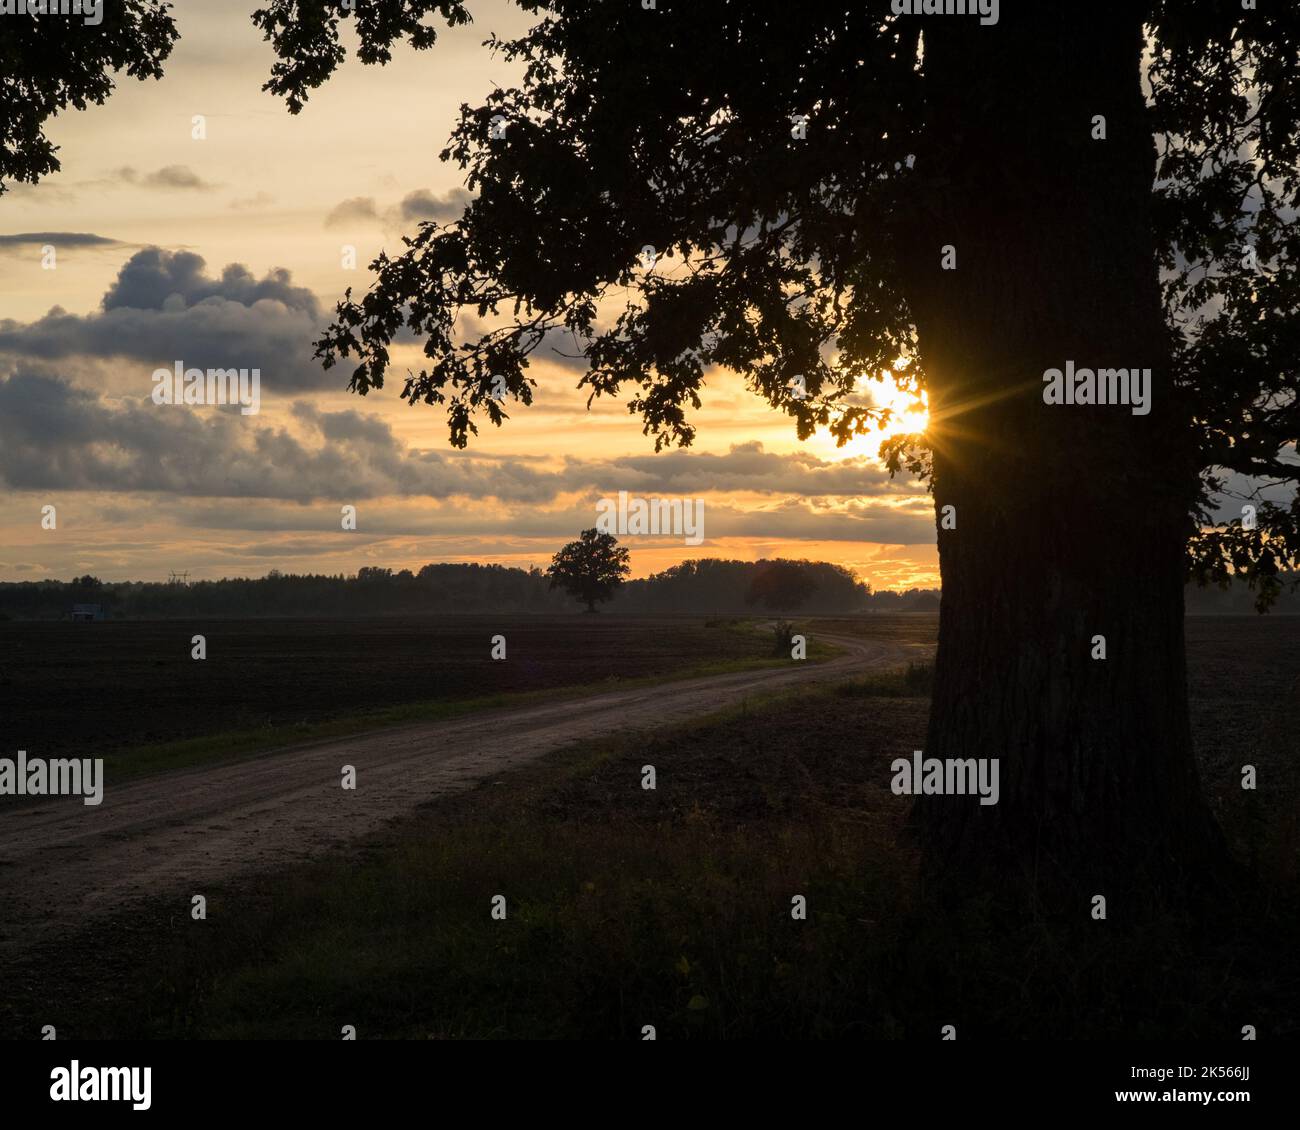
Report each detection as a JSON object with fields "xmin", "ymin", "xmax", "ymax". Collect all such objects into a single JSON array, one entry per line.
[
  {"xmin": 116, "ymin": 165, "xmax": 218, "ymax": 191},
  {"xmin": 101, "ymin": 248, "xmax": 317, "ymax": 312},
  {"xmin": 4, "ymin": 167, "xmax": 217, "ymax": 202},
  {"xmin": 153, "ymin": 495, "xmax": 935, "ymax": 546},
  {"xmin": 323, "ymin": 187, "xmax": 473, "ymax": 231},
  {"xmin": 0, "ymin": 248, "xmax": 330, "ymax": 391},
  {"xmin": 697, "ymin": 498, "xmax": 934, "ymax": 544},
  {"xmin": 0, "ymin": 370, "xmax": 930, "ymax": 538},
  {"xmin": 395, "ymin": 187, "xmax": 472, "ymax": 224},
  {"xmin": 0, "ymin": 232, "xmax": 121, "ymax": 248},
  {"xmin": 324, "ymin": 196, "xmax": 379, "ymax": 229},
  {"xmin": 583, "ymin": 441, "xmax": 904, "ymax": 496},
  {"xmin": 0, "ymin": 371, "xmax": 563, "ymax": 503}
]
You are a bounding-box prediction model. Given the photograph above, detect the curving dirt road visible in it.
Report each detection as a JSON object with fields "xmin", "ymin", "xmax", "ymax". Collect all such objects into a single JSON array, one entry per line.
[{"xmin": 0, "ymin": 631, "xmax": 911, "ymax": 955}]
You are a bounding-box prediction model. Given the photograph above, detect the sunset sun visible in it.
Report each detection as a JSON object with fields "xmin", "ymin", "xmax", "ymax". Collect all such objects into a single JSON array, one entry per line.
[
  {"xmin": 871, "ymin": 380, "xmax": 930, "ymax": 441},
  {"xmin": 815, "ymin": 375, "xmax": 929, "ymax": 463}
]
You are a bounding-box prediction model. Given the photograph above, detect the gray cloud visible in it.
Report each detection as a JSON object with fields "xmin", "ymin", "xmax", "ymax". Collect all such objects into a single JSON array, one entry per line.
[
  {"xmin": 324, "ymin": 196, "xmax": 379, "ymax": 229},
  {"xmin": 117, "ymin": 165, "xmax": 218, "ymax": 191},
  {"xmin": 324, "ymin": 187, "xmax": 473, "ymax": 231},
  {"xmin": 396, "ymin": 187, "xmax": 472, "ymax": 224},
  {"xmin": 591, "ymin": 441, "xmax": 904, "ymax": 495},
  {"xmin": 0, "ymin": 371, "xmax": 568, "ymax": 503},
  {"xmin": 152, "ymin": 496, "xmax": 934, "ymax": 547},
  {"xmin": 0, "ymin": 369, "xmax": 930, "ymax": 542},
  {"xmin": 0, "ymin": 232, "xmax": 120, "ymax": 248},
  {"xmin": 0, "ymin": 248, "xmax": 330, "ymax": 391},
  {"xmin": 102, "ymin": 248, "xmax": 317, "ymax": 312}
]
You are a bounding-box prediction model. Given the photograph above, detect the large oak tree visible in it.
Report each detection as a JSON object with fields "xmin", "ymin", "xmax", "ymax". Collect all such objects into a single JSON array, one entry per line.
[{"xmin": 5, "ymin": 1, "xmax": 1297, "ymax": 894}]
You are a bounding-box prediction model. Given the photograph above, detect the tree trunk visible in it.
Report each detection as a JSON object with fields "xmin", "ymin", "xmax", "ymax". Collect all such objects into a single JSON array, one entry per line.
[{"xmin": 899, "ymin": 10, "xmax": 1225, "ymax": 897}]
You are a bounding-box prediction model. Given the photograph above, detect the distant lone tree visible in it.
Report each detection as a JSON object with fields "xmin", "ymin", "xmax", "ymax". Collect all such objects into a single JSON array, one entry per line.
[
  {"xmin": 546, "ymin": 529, "xmax": 630, "ymax": 613},
  {"xmin": 745, "ymin": 562, "xmax": 817, "ymax": 614}
]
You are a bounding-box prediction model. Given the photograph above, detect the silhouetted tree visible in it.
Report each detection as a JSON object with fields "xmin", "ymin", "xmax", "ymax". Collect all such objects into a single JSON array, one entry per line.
[
  {"xmin": 0, "ymin": 1, "xmax": 177, "ymax": 194},
  {"xmin": 257, "ymin": 1, "xmax": 1298, "ymax": 894},
  {"xmin": 546, "ymin": 529, "xmax": 631, "ymax": 613}
]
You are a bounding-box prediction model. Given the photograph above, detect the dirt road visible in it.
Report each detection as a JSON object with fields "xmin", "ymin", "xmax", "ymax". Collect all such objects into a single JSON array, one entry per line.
[{"xmin": 0, "ymin": 631, "xmax": 910, "ymax": 955}]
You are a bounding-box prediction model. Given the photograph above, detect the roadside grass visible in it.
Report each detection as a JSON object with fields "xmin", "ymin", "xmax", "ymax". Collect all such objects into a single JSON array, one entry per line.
[
  {"xmin": 20, "ymin": 653, "xmax": 1297, "ymax": 1041},
  {"xmin": 834, "ymin": 661, "xmax": 935, "ymax": 698},
  {"xmin": 98, "ymin": 619, "xmax": 837, "ymax": 784}
]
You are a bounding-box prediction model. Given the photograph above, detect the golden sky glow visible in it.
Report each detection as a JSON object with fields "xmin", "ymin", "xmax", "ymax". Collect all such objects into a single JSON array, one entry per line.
[{"xmin": 0, "ymin": 0, "xmax": 939, "ymax": 590}]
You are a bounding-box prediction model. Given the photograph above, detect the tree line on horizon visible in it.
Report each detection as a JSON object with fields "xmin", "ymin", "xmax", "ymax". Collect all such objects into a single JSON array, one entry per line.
[
  {"xmin": 0, "ymin": 558, "xmax": 895, "ymax": 620},
  {"xmin": 0, "ymin": 559, "xmax": 1288, "ymax": 621}
]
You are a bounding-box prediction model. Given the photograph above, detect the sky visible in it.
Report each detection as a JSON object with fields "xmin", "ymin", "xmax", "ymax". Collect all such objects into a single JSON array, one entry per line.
[{"xmin": 0, "ymin": 0, "xmax": 940, "ymax": 588}]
